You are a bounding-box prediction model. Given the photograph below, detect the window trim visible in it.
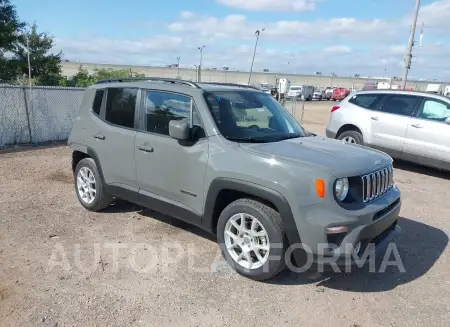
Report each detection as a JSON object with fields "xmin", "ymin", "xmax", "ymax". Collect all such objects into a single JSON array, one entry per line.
[
  {"xmin": 138, "ymin": 89, "xmax": 207, "ymax": 140},
  {"xmin": 413, "ymin": 96, "xmax": 450, "ymax": 124},
  {"xmin": 100, "ymin": 87, "xmax": 140, "ymax": 131},
  {"xmin": 376, "ymin": 93, "xmax": 421, "ymax": 117}
]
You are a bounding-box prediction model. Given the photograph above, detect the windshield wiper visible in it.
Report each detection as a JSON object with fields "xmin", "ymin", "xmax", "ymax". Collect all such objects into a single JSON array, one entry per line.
[{"xmin": 224, "ymin": 136, "xmax": 275, "ymax": 143}]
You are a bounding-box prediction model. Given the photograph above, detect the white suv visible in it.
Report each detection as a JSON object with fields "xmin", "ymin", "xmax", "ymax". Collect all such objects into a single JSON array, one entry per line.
[{"xmin": 326, "ymin": 90, "xmax": 450, "ymax": 171}]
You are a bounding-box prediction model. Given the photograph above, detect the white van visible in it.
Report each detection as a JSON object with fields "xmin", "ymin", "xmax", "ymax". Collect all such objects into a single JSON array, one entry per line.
[{"xmin": 286, "ymin": 85, "xmax": 314, "ymax": 101}]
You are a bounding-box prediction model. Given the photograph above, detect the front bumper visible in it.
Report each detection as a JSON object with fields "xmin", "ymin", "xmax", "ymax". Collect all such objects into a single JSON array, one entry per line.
[{"xmin": 290, "ymin": 186, "xmax": 401, "ymax": 270}]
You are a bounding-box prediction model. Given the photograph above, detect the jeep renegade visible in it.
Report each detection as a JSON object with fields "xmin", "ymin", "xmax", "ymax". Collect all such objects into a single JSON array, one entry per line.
[{"xmin": 68, "ymin": 77, "xmax": 401, "ymax": 280}]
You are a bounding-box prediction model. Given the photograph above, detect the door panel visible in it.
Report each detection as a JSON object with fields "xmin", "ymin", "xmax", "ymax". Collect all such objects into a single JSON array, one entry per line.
[
  {"xmin": 403, "ymin": 96, "xmax": 450, "ymax": 166},
  {"xmin": 135, "ymin": 90, "xmax": 208, "ymax": 219},
  {"xmin": 135, "ymin": 132, "xmax": 208, "ymax": 216},
  {"xmin": 90, "ymin": 87, "xmax": 138, "ymax": 190},
  {"xmin": 369, "ymin": 94, "xmax": 419, "ymax": 157}
]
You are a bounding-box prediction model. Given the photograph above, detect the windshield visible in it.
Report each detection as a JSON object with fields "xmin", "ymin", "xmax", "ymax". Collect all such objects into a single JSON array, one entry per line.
[{"xmin": 203, "ymin": 90, "xmax": 306, "ymax": 142}]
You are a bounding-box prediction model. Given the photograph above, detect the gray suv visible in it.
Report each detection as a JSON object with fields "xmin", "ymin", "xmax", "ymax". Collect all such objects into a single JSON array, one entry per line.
[{"xmin": 68, "ymin": 77, "xmax": 401, "ymax": 280}]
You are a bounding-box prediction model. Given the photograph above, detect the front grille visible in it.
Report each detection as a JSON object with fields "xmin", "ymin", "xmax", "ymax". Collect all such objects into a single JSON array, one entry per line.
[{"xmin": 361, "ymin": 165, "xmax": 394, "ymax": 203}]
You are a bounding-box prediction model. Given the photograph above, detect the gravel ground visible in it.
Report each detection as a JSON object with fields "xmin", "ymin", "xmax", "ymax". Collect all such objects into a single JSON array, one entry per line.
[{"xmin": 0, "ymin": 101, "xmax": 449, "ymax": 327}]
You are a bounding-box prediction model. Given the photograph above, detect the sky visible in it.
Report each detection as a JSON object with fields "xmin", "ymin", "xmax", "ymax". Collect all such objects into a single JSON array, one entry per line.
[{"xmin": 12, "ymin": 0, "xmax": 450, "ymax": 80}]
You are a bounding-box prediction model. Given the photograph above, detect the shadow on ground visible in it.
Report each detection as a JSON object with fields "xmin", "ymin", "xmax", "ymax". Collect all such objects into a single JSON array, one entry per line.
[
  {"xmin": 101, "ymin": 201, "xmax": 448, "ymax": 293},
  {"xmin": 394, "ymin": 159, "xmax": 450, "ymax": 180},
  {"xmin": 268, "ymin": 217, "xmax": 448, "ymax": 292}
]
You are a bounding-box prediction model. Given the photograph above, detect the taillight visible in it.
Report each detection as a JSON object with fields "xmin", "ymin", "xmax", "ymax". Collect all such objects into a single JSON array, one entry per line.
[{"xmin": 331, "ymin": 106, "xmax": 340, "ymax": 112}]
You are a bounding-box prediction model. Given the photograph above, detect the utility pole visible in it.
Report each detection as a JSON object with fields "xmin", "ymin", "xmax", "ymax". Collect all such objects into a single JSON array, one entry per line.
[
  {"xmin": 176, "ymin": 57, "xmax": 180, "ymax": 78},
  {"xmin": 198, "ymin": 46, "xmax": 205, "ymax": 82},
  {"xmin": 248, "ymin": 28, "xmax": 265, "ymax": 85},
  {"xmin": 402, "ymin": 0, "xmax": 421, "ymax": 90}
]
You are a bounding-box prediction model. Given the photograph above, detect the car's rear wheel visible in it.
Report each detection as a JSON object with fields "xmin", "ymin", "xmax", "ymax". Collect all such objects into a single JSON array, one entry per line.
[
  {"xmin": 337, "ymin": 130, "xmax": 364, "ymax": 145},
  {"xmin": 74, "ymin": 158, "xmax": 113, "ymax": 211},
  {"xmin": 217, "ymin": 198, "xmax": 287, "ymax": 281}
]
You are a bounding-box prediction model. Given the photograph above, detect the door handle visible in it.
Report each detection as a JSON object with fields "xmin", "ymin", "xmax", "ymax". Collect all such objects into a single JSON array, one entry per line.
[
  {"xmin": 411, "ymin": 123, "xmax": 423, "ymax": 128},
  {"xmin": 137, "ymin": 145, "xmax": 154, "ymax": 153},
  {"xmin": 93, "ymin": 134, "xmax": 105, "ymax": 140},
  {"xmin": 370, "ymin": 116, "xmax": 379, "ymax": 121}
]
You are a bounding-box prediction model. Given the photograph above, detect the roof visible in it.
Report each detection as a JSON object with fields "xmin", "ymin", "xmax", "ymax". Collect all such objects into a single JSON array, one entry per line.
[
  {"xmin": 89, "ymin": 77, "xmax": 261, "ymax": 93},
  {"xmin": 352, "ymin": 89, "xmax": 450, "ymax": 101}
]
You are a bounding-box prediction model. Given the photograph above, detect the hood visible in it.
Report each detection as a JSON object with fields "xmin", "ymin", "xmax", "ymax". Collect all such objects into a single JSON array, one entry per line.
[{"xmin": 239, "ymin": 136, "xmax": 392, "ymax": 177}]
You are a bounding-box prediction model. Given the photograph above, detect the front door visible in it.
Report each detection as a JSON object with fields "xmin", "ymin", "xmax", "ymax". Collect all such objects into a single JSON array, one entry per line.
[
  {"xmin": 403, "ymin": 96, "xmax": 450, "ymax": 168},
  {"xmin": 369, "ymin": 93, "xmax": 420, "ymax": 158},
  {"xmin": 135, "ymin": 89, "xmax": 208, "ymax": 224}
]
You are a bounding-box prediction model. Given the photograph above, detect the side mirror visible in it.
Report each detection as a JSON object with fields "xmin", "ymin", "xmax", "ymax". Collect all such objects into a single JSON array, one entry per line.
[{"xmin": 169, "ymin": 120, "xmax": 189, "ymax": 140}]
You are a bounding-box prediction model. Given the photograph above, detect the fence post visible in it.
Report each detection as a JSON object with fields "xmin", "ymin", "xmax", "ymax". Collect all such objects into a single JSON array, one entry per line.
[{"xmin": 22, "ymin": 86, "xmax": 33, "ymax": 143}]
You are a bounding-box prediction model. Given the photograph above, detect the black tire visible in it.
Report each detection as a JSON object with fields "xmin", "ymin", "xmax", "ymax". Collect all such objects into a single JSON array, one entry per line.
[
  {"xmin": 217, "ymin": 198, "xmax": 287, "ymax": 281},
  {"xmin": 337, "ymin": 130, "xmax": 364, "ymax": 145},
  {"xmin": 74, "ymin": 158, "xmax": 113, "ymax": 211}
]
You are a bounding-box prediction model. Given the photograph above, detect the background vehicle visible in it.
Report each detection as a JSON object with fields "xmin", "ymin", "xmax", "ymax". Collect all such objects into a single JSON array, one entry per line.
[
  {"xmin": 444, "ymin": 85, "xmax": 450, "ymax": 97},
  {"xmin": 276, "ymin": 78, "xmax": 291, "ymax": 99},
  {"xmin": 324, "ymin": 87, "xmax": 334, "ymax": 100},
  {"xmin": 69, "ymin": 78, "xmax": 401, "ymax": 281},
  {"xmin": 326, "ymin": 90, "xmax": 450, "ymax": 171},
  {"xmin": 287, "ymin": 85, "xmax": 314, "ymax": 101},
  {"xmin": 331, "ymin": 87, "xmax": 350, "ymax": 101},
  {"xmin": 312, "ymin": 89, "xmax": 324, "ymax": 100},
  {"xmin": 426, "ymin": 84, "xmax": 442, "ymax": 94}
]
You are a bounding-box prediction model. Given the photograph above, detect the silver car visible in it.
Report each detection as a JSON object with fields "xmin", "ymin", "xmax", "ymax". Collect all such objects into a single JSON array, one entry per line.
[{"xmin": 326, "ymin": 90, "xmax": 450, "ymax": 171}]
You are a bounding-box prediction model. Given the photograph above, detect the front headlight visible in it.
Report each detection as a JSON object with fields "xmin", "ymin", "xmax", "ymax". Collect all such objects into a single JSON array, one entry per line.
[{"xmin": 335, "ymin": 178, "xmax": 349, "ymax": 201}]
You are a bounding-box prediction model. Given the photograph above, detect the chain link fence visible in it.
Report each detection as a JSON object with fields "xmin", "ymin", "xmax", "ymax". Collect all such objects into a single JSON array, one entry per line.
[{"xmin": 0, "ymin": 85, "xmax": 85, "ymax": 147}]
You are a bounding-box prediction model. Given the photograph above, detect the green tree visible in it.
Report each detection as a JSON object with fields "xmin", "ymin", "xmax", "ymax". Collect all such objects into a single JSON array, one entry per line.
[
  {"xmin": 61, "ymin": 66, "xmax": 145, "ymax": 87},
  {"xmin": 12, "ymin": 22, "xmax": 63, "ymax": 85},
  {"xmin": 0, "ymin": 0, "xmax": 25, "ymax": 82}
]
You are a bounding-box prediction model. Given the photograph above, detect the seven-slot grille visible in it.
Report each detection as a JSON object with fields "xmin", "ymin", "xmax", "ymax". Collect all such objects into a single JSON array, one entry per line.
[{"xmin": 361, "ymin": 165, "xmax": 394, "ymax": 203}]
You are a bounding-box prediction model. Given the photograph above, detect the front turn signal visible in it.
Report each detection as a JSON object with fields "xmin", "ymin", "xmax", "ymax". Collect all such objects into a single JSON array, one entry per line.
[{"xmin": 315, "ymin": 179, "xmax": 325, "ymax": 198}]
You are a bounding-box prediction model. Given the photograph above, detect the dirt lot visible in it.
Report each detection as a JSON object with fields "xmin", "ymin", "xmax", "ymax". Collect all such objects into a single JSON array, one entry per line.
[{"xmin": 1, "ymin": 101, "xmax": 449, "ymax": 327}]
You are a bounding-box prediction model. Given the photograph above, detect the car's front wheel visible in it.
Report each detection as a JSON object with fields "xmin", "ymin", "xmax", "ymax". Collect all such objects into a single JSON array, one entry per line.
[
  {"xmin": 74, "ymin": 158, "xmax": 113, "ymax": 211},
  {"xmin": 217, "ymin": 198, "xmax": 287, "ymax": 280}
]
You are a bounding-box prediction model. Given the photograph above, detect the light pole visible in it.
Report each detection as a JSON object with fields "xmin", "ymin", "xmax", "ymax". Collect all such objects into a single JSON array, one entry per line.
[
  {"xmin": 198, "ymin": 45, "xmax": 205, "ymax": 82},
  {"xmin": 176, "ymin": 57, "xmax": 180, "ymax": 78},
  {"xmin": 330, "ymin": 72, "xmax": 335, "ymax": 87},
  {"xmin": 402, "ymin": 0, "xmax": 421, "ymax": 89},
  {"xmin": 248, "ymin": 28, "xmax": 265, "ymax": 85}
]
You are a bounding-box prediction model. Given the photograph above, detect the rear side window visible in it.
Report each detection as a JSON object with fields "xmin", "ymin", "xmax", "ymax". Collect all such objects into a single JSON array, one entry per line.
[
  {"xmin": 92, "ymin": 89, "xmax": 104, "ymax": 115},
  {"xmin": 379, "ymin": 94, "xmax": 419, "ymax": 117},
  {"xmin": 348, "ymin": 94, "xmax": 381, "ymax": 109},
  {"xmin": 104, "ymin": 88, "xmax": 137, "ymax": 128}
]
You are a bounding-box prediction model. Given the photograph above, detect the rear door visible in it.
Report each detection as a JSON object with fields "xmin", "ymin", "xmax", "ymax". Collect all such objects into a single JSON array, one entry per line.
[
  {"xmin": 402, "ymin": 96, "xmax": 450, "ymax": 168},
  {"xmin": 90, "ymin": 87, "xmax": 138, "ymax": 190},
  {"xmin": 368, "ymin": 93, "xmax": 420, "ymax": 157}
]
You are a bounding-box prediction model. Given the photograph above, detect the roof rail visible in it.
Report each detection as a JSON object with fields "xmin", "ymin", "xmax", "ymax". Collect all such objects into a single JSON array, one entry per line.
[
  {"xmin": 95, "ymin": 77, "xmax": 200, "ymax": 88},
  {"xmin": 201, "ymin": 82, "xmax": 261, "ymax": 90}
]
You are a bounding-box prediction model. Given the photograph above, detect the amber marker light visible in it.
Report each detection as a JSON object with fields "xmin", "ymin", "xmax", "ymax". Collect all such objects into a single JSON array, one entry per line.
[{"xmin": 315, "ymin": 179, "xmax": 325, "ymax": 198}]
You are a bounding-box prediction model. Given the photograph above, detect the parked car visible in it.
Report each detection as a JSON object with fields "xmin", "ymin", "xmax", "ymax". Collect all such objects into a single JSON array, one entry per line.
[
  {"xmin": 286, "ymin": 85, "xmax": 314, "ymax": 101},
  {"xmin": 69, "ymin": 78, "xmax": 401, "ymax": 281},
  {"xmin": 312, "ymin": 89, "xmax": 324, "ymax": 100},
  {"xmin": 331, "ymin": 87, "xmax": 350, "ymax": 101},
  {"xmin": 324, "ymin": 87, "xmax": 334, "ymax": 100},
  {"xmin": 326, "ymin": 89, "xmax": 450, "ymax": 171}
]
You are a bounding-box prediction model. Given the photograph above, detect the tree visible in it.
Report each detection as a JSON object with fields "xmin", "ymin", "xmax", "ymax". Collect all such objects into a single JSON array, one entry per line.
[
  {"xmin": 61, "ymin": 66, "xmax": 145, "ymax": 87},
  {"xmin": 11, "ymin": 22, "xmax": 63, "ymax": 85},
  {"xmin": 0, "ymin": 0, "xmax": 25, "ymax": 81},
  {"xmin": 0, "ymin": 0, "xmax": 24, "ymax": 51}
]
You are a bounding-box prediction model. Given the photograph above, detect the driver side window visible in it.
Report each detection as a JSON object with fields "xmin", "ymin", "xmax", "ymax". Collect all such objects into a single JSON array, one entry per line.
[{"xmin": 417, "ymin": 97, "xmax": 450, "ymax": 122}]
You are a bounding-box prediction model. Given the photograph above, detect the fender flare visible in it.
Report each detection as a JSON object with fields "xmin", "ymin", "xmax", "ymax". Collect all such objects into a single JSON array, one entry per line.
[{"xmin": 203, "ymin": 177, "xmax": 302, "ymax": 248}]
